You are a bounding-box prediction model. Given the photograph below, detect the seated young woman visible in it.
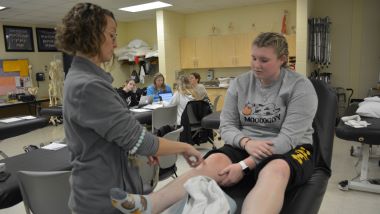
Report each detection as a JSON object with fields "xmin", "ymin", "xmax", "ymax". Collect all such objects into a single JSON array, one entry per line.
[
  {"xmin": 110, "ymin": 32, "xmax": 318, "ymax": 214},
  {"xmin": 168, "ymin": 74, "xmax": 201, "ymax": 125},
  {"xmin": 146, "ymin": 73, "xmax": 172, "ymax": 102},
  {"xmin": 116, "ymin": 78, "xmax": 140, "ymax": 107},
  {"xmin": 189, "ymin": 72, "xmax": 213, "ymax": 109}
]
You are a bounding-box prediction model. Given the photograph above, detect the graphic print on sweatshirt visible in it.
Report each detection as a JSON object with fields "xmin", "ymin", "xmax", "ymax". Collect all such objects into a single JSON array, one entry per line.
[{"xmin": 242, "ymin": 102, "xmax": 281, "ymax": 124}]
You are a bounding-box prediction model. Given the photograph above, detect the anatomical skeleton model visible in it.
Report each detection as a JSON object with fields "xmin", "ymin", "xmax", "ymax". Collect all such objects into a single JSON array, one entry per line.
[{"xmin": 48, "ymin": 59, "xmax": 64, "ymax": 125}]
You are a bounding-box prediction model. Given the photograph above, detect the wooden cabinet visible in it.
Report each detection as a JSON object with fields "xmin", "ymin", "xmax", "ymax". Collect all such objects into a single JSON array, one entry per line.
[
  {"xmin": 207, "ymin": 88, "xmax": 227, "ymax": 112},
  {"xmin": 178, "ymin": 32, "xmax": 300, "ymax": 70},
  {"xmin": 180, "ymin": 37, "xmax": 212, "ymax": 69},
  {"xmin": 211, "ymin": 35, "xmax": 235, "ymax": 67},
  {"xmin": 234, "ymin": 33, "xmax": 252, "ymax": 66},
  {"xmin": 211, "ymin": 33, "xmax": 253, "ymax": 68}
]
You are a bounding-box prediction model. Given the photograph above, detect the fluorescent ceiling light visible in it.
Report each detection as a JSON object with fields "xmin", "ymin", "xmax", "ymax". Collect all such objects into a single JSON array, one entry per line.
[
  {"xmin": 119, "ymin": 1, "xmax": 172, "ymax": 12},
  {"xmin": 0, "ymin": 6, "xmax": 7, "ymax": 11}
]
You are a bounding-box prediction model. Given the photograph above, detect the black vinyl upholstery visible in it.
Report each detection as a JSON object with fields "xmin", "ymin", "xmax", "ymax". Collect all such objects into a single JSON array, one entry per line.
[
  {"xmin": 0, "ymin": 147, "xmax": 71, "ymax": 208},
  {"xmin": 39, "ymin": 106, "xmax": 63, "ymax": 117},
  {"xmin": 224, "ymin": 79, "xmax": 337, "ymax": 214},
  {"xmin": 336, "ymin": 103, "xmax": 380, "ymax": 145},
  {"xmin": 180, "ymin": 100, "xmax": 214, "ymax": 147},
  {"xmin": 0, "ymin": 117, "xmax": 49, "ymax": 141}
]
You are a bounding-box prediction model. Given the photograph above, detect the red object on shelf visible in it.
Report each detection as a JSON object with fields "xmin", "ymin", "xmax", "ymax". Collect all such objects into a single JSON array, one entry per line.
[{"xmin": 134, "ymin": 56, "xmax": 140, "ymax": 65}]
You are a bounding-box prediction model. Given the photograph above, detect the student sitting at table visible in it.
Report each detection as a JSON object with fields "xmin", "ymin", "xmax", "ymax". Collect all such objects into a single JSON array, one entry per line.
[
  {"xmin": 168, "ymin": 74, "xmax": 201, "ymax": 125},
  {"xmin": 189, "ymin": 72, "xmax": 208, "ymax": 100},
  {"xmin": 189, "ymin": 72, "xmax": 213, "ymax": 109},
  {"xmin": 146, "ymin": 73, "xmax": 172, "ymax": 102},
  {"xmin": 116, "ymin": 78, "xmax": 140, "ymax": 108}
]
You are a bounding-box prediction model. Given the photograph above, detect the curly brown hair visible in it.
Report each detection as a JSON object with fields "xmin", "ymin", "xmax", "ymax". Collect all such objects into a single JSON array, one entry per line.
[{"xmin": 55, "ymin": 3, "xmax": 115, "ymax": 57}]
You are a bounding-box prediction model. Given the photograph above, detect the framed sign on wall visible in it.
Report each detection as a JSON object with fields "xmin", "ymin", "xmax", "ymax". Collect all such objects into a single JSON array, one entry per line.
[
  {"xmin": 35, "ymin": 27, "xmax": 58, "ymax": 52},
  {"xmin": 3, "ymin": 25, "xmax": 34, "ymax": 52}
]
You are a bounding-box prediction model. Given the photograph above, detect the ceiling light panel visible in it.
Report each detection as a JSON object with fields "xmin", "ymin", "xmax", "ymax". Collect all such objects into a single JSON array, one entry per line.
[{"xmin": 119, "ymin": 1, "xmax": 172, "ymax": 12}]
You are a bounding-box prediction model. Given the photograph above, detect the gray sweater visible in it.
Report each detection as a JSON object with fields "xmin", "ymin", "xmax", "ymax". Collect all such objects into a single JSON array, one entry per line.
[
  {"xmin": 64, "ymin": 56, "xmax": 159, "ymax": 214},
  {"xmin": 220, "ymin": 68, "xmax": 318, "ymax": 157}
]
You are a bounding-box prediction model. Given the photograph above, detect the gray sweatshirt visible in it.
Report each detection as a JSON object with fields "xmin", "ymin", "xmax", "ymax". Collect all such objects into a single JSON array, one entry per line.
[
  {"xmin": 220, "ymin": 68, "xmax": 318, "ymax": 157},
  {"xmin": 64, "ymin": 56, "xmax": 159, "ymax": 214}
]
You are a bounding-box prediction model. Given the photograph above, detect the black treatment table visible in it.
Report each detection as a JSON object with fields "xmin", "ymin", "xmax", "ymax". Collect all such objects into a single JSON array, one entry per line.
[
  {"xmin": 336, "ymin": 103, "xmax": 380, "ymax": 194},
  {"xmin": 0, "ymin": 147, "xmax": 71, "ymax": 208}
]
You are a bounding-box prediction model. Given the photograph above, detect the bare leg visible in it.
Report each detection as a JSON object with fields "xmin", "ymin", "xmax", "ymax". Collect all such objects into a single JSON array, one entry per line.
[
  {"xmin": 242, "ymin": 159, "xmax": 290, "ymax": 214},
  {"xmin": 150, "ymin": 153, "xmax": 232, "ymax": 214}
]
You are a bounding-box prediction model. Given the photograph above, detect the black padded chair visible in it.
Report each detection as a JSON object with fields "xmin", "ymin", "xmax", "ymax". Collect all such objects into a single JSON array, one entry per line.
[
  {"xmin": 224, "ymin": 79, "xmax": 337, "ymax": 214},
  {"xmin": 180, "ymin": 100, "xmax": 216, "ymax": 149}
]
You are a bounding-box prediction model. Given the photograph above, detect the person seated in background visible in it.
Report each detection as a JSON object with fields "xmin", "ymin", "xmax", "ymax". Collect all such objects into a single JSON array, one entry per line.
[
  {"xmin": 110, "ymin": 32, "xmax": 318, "ymax": 214},
  {"xmin": 189, "ymin": 72, "xmax": 208, "ymax": 99},
  {"xmin": 146, "ymin": 73, "xmax": 172, "ymax": 102},
  {"xmin": 168, "ymin": 74, "xmax": 201, "ymax": 125},
  {"xmin": 189, "ymin": 72, "xmax": 213, "ymax": 109},
  {"xmin": 116, "ymin": 78, "xmax": 140, "ymax": 107}
]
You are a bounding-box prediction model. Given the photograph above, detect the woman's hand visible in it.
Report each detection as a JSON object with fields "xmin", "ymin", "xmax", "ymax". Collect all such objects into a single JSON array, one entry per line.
[
  {"xmin": 147, "ymin": 156, "xmax": 159, "ymax": 166},
  {"xmin": 182, "ymin": 145, "xmax": 203, "ymax": 167},
  {"xmin": 245, "ymin": 139, "xmax": 274, "ymax": 160},
  {"xmin": 218, "ymin": 163, "xmax": 244, "ymax": 187}
]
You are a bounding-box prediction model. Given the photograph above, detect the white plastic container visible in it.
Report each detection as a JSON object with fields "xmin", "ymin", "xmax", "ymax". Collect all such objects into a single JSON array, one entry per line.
[{"xmin": 218, "ymin": 77, "xmax": 233, "ymax": 88}]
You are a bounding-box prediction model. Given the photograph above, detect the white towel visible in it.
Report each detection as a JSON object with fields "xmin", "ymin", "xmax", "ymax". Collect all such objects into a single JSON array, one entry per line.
[
  {"xmin": 139, "ymin": 65, "xmax": 146, "ymax": 84},
  {"xmin": 163, "ymin": 176, "xmax": 236, "ymax": 214},
  {"xmin": 363, "ymin": 96, "xmax": 380, "ymax": 102},
  {"xmin": 341, "ymin": 115, "xmax": 371, "ymax": 128},
  {"xmin": 356, "ymin": 97, "xmax": 380, "ymax": 118}
]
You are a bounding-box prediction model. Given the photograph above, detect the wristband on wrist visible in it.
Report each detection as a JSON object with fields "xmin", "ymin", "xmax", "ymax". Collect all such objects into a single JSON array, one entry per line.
[
  {"xmin": 240, "ymin": 138, "xmax": 250, "ymax": 150},
  {"xmin": 239, "ymin": 160, "xmax": 250, "ymax": 175}
]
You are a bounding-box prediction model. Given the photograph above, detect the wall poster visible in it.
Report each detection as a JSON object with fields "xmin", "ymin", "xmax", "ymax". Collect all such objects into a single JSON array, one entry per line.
[
  {"xmin": 36, "ymin": 27, "xmax": 58, "ymax": 52},
  {"xmin": 3, "ymin": 25, "xmax": 34, "ymax": 52}
]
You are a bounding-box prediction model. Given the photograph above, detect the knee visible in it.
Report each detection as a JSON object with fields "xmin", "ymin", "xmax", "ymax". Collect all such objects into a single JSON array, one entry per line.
[
  {"xmin": 195, "ymin": 153, "xmax": 231, "ymax": 172},
  {"xmin": 258, "ymin": 159, "xmax": 290, "ymax": 181}
]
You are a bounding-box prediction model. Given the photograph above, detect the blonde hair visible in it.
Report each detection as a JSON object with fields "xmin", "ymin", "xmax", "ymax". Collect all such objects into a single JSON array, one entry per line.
[
  {"xmin": 252, "ymin": 32, "xmax": 289, "ymax": 67},
  {"xmin": 176, "ymin": 75, "xmax": 200, "ymax": 100}
]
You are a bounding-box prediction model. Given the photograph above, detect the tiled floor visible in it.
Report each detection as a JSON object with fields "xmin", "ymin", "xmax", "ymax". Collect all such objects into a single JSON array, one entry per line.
[{"xmin": 0, "ymin": 124, "xmax": 379, "ymax": 214}]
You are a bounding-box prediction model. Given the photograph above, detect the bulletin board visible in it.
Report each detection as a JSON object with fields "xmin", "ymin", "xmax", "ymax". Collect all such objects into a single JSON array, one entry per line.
[{"xmin": 0, "ymin": 59, "xmax": 31, "ymax": 95}]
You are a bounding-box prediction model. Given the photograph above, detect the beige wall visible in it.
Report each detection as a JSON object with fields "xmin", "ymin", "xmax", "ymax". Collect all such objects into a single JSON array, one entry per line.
[
  {"xmin": 110, "ymin": 19, "xmax": 158, "ymax": 88},
  {"xmin": 295, "ymin": 0, "xmax": 310, "ymax": 76},
  {"xmin": 156, "ymin": 10, "xmax": 185, "ymax": 87},
  {"xmin": 310, "ymin": 0, "xmax": 380, "ymax": 98},
  {"xmin": 0, "ymin": 23, "xmax": 60, "ymax": 99}
]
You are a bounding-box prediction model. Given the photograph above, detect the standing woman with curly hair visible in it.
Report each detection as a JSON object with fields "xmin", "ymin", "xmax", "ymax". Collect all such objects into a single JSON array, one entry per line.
[{"xmin": 56, "ymin": 3, "xmax": 202, "ymax": 213}]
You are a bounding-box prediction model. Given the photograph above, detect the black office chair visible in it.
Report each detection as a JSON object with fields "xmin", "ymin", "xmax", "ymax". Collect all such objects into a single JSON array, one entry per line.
[
  {"xmin": 224, "ymin": 79, "xmax": 337, "ymax": 214},
  {"xmin": 180, "ymin": 100, "xmax": 216, "ymax": 149},
  {"xmin": 137, "ymin": 87, "xmax": 147, "ymax": 97}
]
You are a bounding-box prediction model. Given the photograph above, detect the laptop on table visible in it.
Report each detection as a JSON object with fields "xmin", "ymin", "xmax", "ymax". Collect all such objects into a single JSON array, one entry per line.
[{"xmin": 137, "ymin": 96, "xmax": 153, "ymax": 108}]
